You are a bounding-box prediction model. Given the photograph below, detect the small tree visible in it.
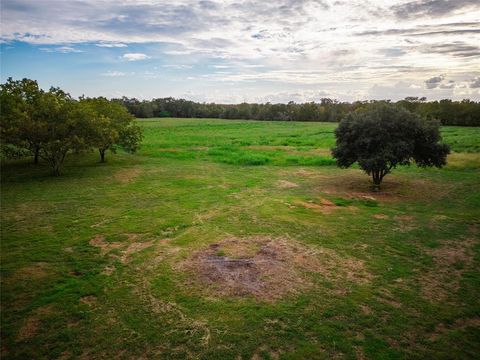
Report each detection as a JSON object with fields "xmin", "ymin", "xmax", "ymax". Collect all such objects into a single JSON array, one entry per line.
[
  {"xmin": 332, "ymin": 103, "xmax": 450, "ymax": 190},
  {"xmin": 80, "ymin": 97, "xmax": 142, "ymax": 162}
]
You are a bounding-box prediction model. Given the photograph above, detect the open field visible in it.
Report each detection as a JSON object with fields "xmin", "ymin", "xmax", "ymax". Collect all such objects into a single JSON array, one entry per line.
[{"xmin": 1, "ymin": 118, "xmax": 479, "ymax": 359}]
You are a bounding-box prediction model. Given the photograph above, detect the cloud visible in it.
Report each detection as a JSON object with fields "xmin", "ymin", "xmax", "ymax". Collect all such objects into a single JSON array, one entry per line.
[
  {"xmin": 470, "ymin": 77, "xmax": 480, "ymax": 88},
  {"xmin": 356, "ymin": 22, "xmax": 480, "ymax": 37},
  {"xmin": 1, "ymin": 0, "xmax": 479, "ymax": 101},
  {"xmin": 425, "ymin": 75, "xmax": 444, "ymax": 89},
  {"xmin": 101, "ymin": 71, "xmax": 126, "ymax": 77},
  {"xmin": 391, "ymin": 0, "xmax": 479, "ymax": 18},
  {"xmin": 162, "ymin": 64, "xmax": 193, "ymax": 69},
  {"xmin": 96, "ymin": 42, "xmax": 127, "ymax": 48},
  {"xmin": 122, "ymin": 53, "xmax": 150, "ymax": 61},
  {"xmin": 420, "ymin": 42, "xmax": 480, "ymax": 57},
  {"xmin": 39, "ymin": 46, "xmax": 82, "ymax": 53},
  {"xmin": 439, "ymin": 80, "xmax": 455, "ymax": 89}
]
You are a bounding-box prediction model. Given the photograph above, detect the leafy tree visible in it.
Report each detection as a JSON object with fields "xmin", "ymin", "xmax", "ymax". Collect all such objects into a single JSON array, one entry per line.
[
  {"xmin": 35, "ymin": 89, "xmax": 92, "ymax": 176},
  {"xmin": 0, "ymin": 78, "xmax": 45, "ymax": 163},
  {"xmin": 332, "ymin": 103, "xmax": 450, "ymax": 190},
  {"xmin": 80, "ymin": 97, "xmax": 142, "ymax": 162}
]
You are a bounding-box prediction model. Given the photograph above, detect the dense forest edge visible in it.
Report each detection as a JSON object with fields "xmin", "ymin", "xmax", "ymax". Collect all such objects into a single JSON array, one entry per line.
[{"xmin": 114, "ymin": 96, "xmax": 480, "ymax": 126}]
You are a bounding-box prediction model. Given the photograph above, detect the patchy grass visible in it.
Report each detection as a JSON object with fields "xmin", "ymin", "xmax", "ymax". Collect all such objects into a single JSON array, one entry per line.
[{"xmin": 1, "ymin": 118, "xmax": 479, "ymax": 359}]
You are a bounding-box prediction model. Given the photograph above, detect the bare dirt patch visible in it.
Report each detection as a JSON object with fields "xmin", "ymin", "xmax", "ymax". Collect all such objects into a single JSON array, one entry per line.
[
  {"xmin": 373, "ymin": 214, "xmax": 389, "ymax": 219},
  {"xmin": 277, "ymin": 180, "xmax": 299, "ymax": 189},
  {"xmin": 114, "ymin": 167, "xmax": 142, "ymax": 184},
  {"xmin": 14, "ymin": 262, "xmax": 49, "ymax": 280},
  {"xmin": 301, "ymin": 169, "xmax": 453, "ymax": 204},
  {"xmin": 394, "ymin": 215, "xmax": 417, "ymax": 233},
  {"xmin": 89, "ymin": 233, "xmax": 155, "ymax": 264},
  {"xmin": 120, "ymin": 240, "xmax": 155, "ymax": 263},
  {"xmin": 102, "ymin": 265, "xmax": 116, "ymax": 276},
  {"xmin": 89, "ymin": 235, "xmax": 123, "ymax": 256},
  {"xmin": 295, "ymin": 198, "xmax": 339, "ymax": 214},
  {"xmin": 16, "ymin": 305, "xmax": 55, "ymax": 342},
  {"xmin": 16, "ymin": 316, "xmax": 40, "ymax": 342},
  {"xmin": 80, "ymin": 295, "xmax": 97, "ymax": 307},
  {"xmin": 429, "ymin": 317, "xmax": 480, "ymax": 341},
  {"xmin": 420, "ymin": 238, "xmax": 477, "ymax": 302},
  {"xmin": 178, "ymin": 236, "xmax": 371, "ymax": 302}
]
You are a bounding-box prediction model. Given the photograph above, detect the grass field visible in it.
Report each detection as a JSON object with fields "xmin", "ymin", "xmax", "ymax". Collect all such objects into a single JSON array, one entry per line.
[{"xmin": 1, "ymin": 118, "xmax": 479, "ymax": 359}]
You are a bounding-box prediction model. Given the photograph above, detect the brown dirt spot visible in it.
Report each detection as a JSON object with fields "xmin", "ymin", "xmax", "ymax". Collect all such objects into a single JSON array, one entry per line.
[
  {"xmin": 16, "ymin": 316, "xmax": 40, "ymax": 341},
  {"xmin": 295, "ymin": 198, "xmax": 339, "ymax": 214},
  {"xmin": 80, "ymin": 295, "xmax": 97, "ymax": 306},
  {"xmin": 360, "ymin": 304, "xmax": 372, "ymax": 315},
  {"xmin": 293, "ymin": 168, "xmax": 319, "ymax": 177},
  {"xmin": 15, "ymin": 262, "xmax": 49, "ymax": 280},
  {"xmin": 373, "ymin": 214, "xmax": 388, "ymax": 219},
  {"xmin": 114, "ymin": 167, "xmax": 142, "ymax": 184},
  {"xmin": 394, "ymin": 215, "xmax": 416, "ymax": 233},
  {"xmin": 178, "ymin": 236, "xmax": 371, "ymax": 302},
  {"xmin": 429, "ymin": 317, "xmax": 480, "ymax": 341},
  {"xmin": 302, "ymin": 169, "xmax": 453, "ymax": 205},
  {"xmin": 102, "ymin": 265, "xmax": 116, "ymax": 276},
  {"xmin": 319, "ymin": 197, "xmax": 335, "ymax": 206},
  {"xmin": 90, "ymin": 233, "xmax": 155, "ymax": 263},
  {"xmin": 16, "ymin": 305, "xmax": 55, "ymax": 342},
  {"xmin": 89, "ymin": 235, "xmax": 123, "ymax": 256},
  {"xmin": 120, "ymin": 240, "xmax": 155, "ymax": 263},
  {"xmin": 277, "ymin": 180, "xmax": 299, "ymax": 189},
  {"xmin": 420, "ymin": 238, "xmax": 477, "ymax": 302}
]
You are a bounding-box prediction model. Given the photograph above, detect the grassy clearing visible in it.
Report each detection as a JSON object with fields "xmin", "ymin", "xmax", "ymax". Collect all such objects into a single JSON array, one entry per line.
[{"xmin": 1, "ymin": 118, "xmax": 479, "ymax": 359}]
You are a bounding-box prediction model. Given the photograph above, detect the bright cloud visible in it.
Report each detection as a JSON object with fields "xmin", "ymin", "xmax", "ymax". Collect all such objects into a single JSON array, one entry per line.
[
  {"xmin": 39, "ymin": 46, "xmax": 83, "ymax": 53},
  {"xmin": 121, "ymin": 53, "xmax": 150, "ymax": 61}
]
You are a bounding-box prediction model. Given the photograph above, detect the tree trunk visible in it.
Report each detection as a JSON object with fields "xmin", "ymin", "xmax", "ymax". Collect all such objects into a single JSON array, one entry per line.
[
  {"xmin": 33, "ymin": 146, "xmax": 40, "ymax": 164},
  {"xmin": 51, "ymin": 164, "xmax": 61, "ymax": 176},
  {"xmin": 99, "ymin": 149, "xmax": 106, "ymax": 163},
  {"xmin": 371, "ymin": 170, "xmax": 383, "ymax": 192}
]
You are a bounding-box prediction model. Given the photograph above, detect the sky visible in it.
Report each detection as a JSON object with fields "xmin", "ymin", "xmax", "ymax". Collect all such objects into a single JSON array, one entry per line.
[{"xmin": 1, "ymin": 0, "xmax": 479, "ymax": 103}]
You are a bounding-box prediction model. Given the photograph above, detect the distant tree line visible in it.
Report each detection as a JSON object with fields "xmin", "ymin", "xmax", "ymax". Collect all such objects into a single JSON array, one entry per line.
[
  {"xmin": 114, "ymin": 96, "xmax": 480, "ymax": 126},
  {"xmin": 1, "ymin": 78, "xmax": 142, "ymax": 175}
]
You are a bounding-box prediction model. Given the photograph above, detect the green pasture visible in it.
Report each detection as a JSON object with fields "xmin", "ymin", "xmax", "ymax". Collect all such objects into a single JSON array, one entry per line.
[{"xmin": 1, "ymin": 118, "xmax": 479, "ymax": 359}]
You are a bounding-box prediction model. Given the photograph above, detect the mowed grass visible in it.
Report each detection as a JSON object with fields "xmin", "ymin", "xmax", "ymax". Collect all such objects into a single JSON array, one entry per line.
[{"xmin": 1, "ymin": 118, "xmax": 479, "ymax": 359}]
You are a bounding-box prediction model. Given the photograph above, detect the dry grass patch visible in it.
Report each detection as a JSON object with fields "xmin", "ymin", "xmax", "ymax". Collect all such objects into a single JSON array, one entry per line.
[
  {"xmin": 178, "ymin": 236, "xmax": 371, "ymax": 302},
  {"xmin": 445, "ymin": 152, "xmax": 480, "ymax": 169},
  {"xmin": 89, "ymin": 235, "xmax": 123, "ymax": 256},
  {"xmin": 16, "ymin": 305, "xmax": 55, "ymax": 342},
  {"xmin": 295, "ymin": 197, "xmax": 340, "ymax": 214},
  {"xmin": 429, "ymin": 317, "xmax": 480, "ymax": 341},
  {"xmin": 120, "ymin": 240, "xmax": 155, "ymax": 264},
  {"xmin": 420, "ymin": 238, "xmax": 477, "ymax": 302},
  {"xmin": 114, "ymin": 167, "xmax": 142, "ymax": 184},
  {"xmin": 293, "ymin": 169, "xmax": 454, "ymax": 204},
  {"xmin": 80, "ymin": 295, "xmax": 97, "ymax": 307},
  {"xmin": 394, "ymin": 215, "xmax": 417, "ymax": 233},
  {"xmin": 89, "ymin": 233, "xmax": 155, "ymax": 266},
  {"xmin": 14, "ymin": 262, "xmax": 49, "ymax": 280},
  {"xmin": 277, "ymin": 180, "xmax": 299, "ymax": 189}
]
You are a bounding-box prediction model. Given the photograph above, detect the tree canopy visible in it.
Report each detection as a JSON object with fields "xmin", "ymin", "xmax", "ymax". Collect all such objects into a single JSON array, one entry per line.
[
  {"xmin": 80, "ymin": 97, "xmax": 142, "ymax": 162},
  {"xmin": 114, "ymin": 96, "xmax": 480, "ymax": 126},
  {"xmin": 332, "ymin": 103, "xmax": 450, "ymax": 190},
  {"xmin": 0, "ymin": 78, "xmax": 143, "ymax": 175}
]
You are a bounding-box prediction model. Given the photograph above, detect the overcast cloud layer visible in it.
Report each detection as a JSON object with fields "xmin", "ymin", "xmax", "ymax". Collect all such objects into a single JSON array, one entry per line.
[{"xmin": 1, "ymin": 0, "xmax": 479, "ymax": 102}]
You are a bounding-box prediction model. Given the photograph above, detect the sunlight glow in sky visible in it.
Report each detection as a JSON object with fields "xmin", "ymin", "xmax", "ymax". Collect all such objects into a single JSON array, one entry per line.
[{"xmin": 1, "ymin": 0, "xmax": 479, "ymax": 102}]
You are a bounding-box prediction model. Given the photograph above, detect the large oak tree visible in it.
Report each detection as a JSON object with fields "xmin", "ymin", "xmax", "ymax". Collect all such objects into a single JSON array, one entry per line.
[{"xmin": 332, "ymin": 103, "xmax": 450, "ymax": 190}]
